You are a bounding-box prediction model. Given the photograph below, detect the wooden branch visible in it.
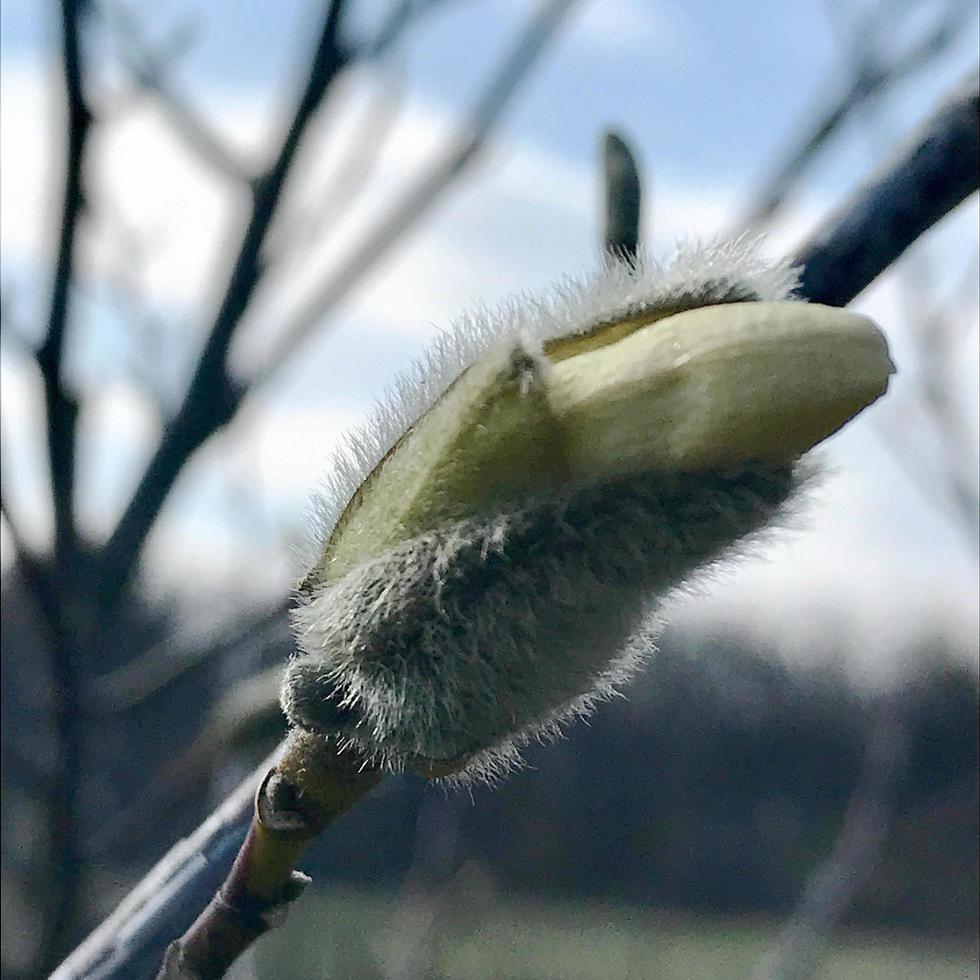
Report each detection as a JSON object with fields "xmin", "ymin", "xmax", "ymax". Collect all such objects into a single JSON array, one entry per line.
[
  {"xmin": 96, "ymin": 0, "xmax": 349, "ymax": 614},
  {"xmin": 738, "ymin": 0, "xmax": 967, "ymax": 230},
  {"xmin": 156, "ymin": 733, "xmax": 380, "ymax": 979},
  {"xmin": 601, "ymin": 129, "xmax": 642, "ymax": 265},
  {"xmin": 105, "ymin": 3, "xmax": 255, "ymax": 184},
  {"xmin": 248, "ymin": 0, "xmax": 581, "ymax": 390},
  {"xmin": 31, "ymin": 3, "xmax": 93, "ymax": 971},
  {"xmin": 793, "ymin": 69, "xmax": 979, "ymax": 307},
  {"xmin": 50, "ymin": 757, "xmax": 272, "ymax": 980},
  {"xmin": 38, "ymin": 0, "xmax": 91, "ymax": 571}
]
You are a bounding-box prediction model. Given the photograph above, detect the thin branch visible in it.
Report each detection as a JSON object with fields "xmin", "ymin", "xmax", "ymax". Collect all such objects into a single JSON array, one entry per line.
[
  {"xmin": 750, "ymin": 700, "xmax": 908, "ymax": 980},
  {"xmin": 263, "ymin": 69, "xmax": 404, "ymax": 264},
  {"xmin": 86, "ymin": 601, "xmax": 290, "ymax": 712},
  {"xmin": 379, "ymin": 792, "xmax": 465, "ymax": 979},
  {"xmin": 0, "ymin": 467, "xmax": 37, "ymax": 566},
  {"xmin": 738, "ymin": 0, "xmax": 967, "ymax": 230},
  {"xmin": 50, "ymin": 755, "xmax": 275, "ymax": 980},
  {"xmin": 248, "ymin": 0, "xmax": 581, "ymax": 390},
  {"xmin": 793, "ymin": 69, "xmax": 979, "ymax": 307},
  {"xmin": 96, "ymin": 0, "xmax": 350, "ymax": 614},
  {"xmin": 38, "ymin": 0, "xmax": 92, "ymax": 571},
  {"xmin": 102, "ymin": 2, "xmax": 255, "ymax": 185},
  {"xmin": 30, "ymin": 2, "xmax": 93, "ymax": 971},
  {"xmin": 360, "ymin": 0, "xmax": 455, "ymax": 60},
  {"xmin": 601, "ymin": 129, "xmax": 642, "ymax": 265}
]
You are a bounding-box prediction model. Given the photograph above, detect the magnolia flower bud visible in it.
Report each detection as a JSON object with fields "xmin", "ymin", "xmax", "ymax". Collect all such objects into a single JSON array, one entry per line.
[{"xmin": 282, "ymin": 240, "xmax": 894, "ymax": 783}]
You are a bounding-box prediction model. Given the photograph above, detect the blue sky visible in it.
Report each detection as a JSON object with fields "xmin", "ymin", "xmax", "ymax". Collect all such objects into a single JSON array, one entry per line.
[{"xmin": 1, "ymin": 0, "xmax": 978, "ymax": 675}]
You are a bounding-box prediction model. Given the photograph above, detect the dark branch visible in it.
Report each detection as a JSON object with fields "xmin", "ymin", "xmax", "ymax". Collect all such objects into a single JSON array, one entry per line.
[
  {"xmin": 251, "ymin": 0, "xmax": 580, "ymax": 388},
  {"xmin": 738, "ymin": 0, "xmax": 967, "ymax": 230},
  {"xmin": 50, "ymin": 764, "xmax": 267, "ymax": 980},
  {"xmin": 106, "ymin": 4, "xmax": 255, "ymax": 184},
  {"xmin": 97, "ymin": 0, "xmax": 349, "ymax": 613},
  {"xmin": 30, "ymin": 3, "xmax": 93, "ymax": 972},
  {"xmin": 794, "ymin": 70, "xmax": 979, "ymax": 307},
  {"xmin": 602, "ymin": 129, "xmax": 642, "ymax": 265},
  {"xmin": 37, "ymin": 0, "xmax": 92, "ymax": 571}
]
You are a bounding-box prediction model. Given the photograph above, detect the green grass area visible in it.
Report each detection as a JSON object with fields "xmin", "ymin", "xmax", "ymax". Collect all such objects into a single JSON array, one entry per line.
[{"xmin": 249, "ymin": 884, "xmax": 978, "ymax": 980}]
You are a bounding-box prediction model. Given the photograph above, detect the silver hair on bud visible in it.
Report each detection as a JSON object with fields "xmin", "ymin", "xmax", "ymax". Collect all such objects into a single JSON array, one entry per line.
[{"xmin": 282, "ymin": 238, "xmax": 895, "ymax": 784}]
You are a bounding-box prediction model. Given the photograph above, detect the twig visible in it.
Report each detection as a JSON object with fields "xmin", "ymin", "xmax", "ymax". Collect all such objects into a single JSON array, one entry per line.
[
  {"xmin": 263, "ymin": 68, "xmax": 404, "ymax": 263},
  {"xmin": 154, "ymin": 734, "xmax": 379, "ymax": 980},
  {"xmin": 738, "ymin": 0, "xmax": 967, "ymax": 230},
  {"xmin": 85, "ymin": 664, "xmax": 288, "ymax": 860},
  {"xmin": 360, "ymin": 0, "xmax": 455, "ymax": 60},
  {"xmin": 793, "ymin": 69, "xmax": 979, "ymax": 307},
  {"xmin": 50, "ymin": 754, "xmax": 276, "ymax": 980},
  {"xmin": 817, "ymin": 1, "xmax": 979, "ymax": 548},
  {"xmin": 31, "ymin": 2, "xmax": 93, "ymax": 971},
  {"xmin": 96, "ymin": 0, "xmax": 350, "ymax": 614},
  {"xmin": 380, "ymin": 792, "xmax": 465, "ymax": 979},
  {"xmin": 38, "ymin": 0, "xmax": 91, "ymax": 571},
  {"xmin": 248, "ymin": 0, "xmax": 582, "ymax": 390},
  {"xmin": 86, "ymin": 601, "xmax": 290, "ymax": 712},
  {"xmin": 601, "ymin": 129, "xmax": 642, "ymax": 265},
  {"xmin": 102, "ymin": 2, "xmax": 255, "ymax": 184},
  {"xmin": 750, "ymin": 700, "xmax": 908, "ymax": 980},
  {"xmin": 0, "ymin": 464, "xmax": 36, "ymax": 565}
]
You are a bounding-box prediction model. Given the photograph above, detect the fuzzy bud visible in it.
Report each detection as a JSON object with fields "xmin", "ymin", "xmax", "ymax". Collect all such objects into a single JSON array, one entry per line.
[{"xmin": 283, "ymin": 240, "xmax": 894, "ymax": 783}]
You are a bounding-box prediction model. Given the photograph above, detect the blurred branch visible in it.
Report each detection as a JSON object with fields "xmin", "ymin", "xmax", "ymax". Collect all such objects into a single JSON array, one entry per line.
[
  {"xmin": 97, "ymin": 0, "xmax": 350, "ymax": 614},
  {"xmin": 102, "ymin": 2, "xmax": 255, "ymax": 184},
  {"xmin": 38, "ymin": 0, "xmax": 92, "ymax": 571},
  {"xmin": 51, "ymin": 757, "xmax": 276, "ymax": 980},
  {"xmin": 248, "ymin": 0, "xmax": 581, "ymax": 389},
  {"xmin": 815, "ymin": 1, "xmax": 978, "ymax": 549},
  {"xmin": 751, "ymin": 700, "xmax": 908, "ymax": 980},
  {"xmin": 793, "ymin": 69, "xmax": 979, "ymax": 307},
  {"xmin": 30, "ymin": 2, "xmax": 94, "ymax": 971},
  {"xmin": 0, "ymin": 466, "xmax": 35, "ymax": 565},
  {"xmin": 264, "ymin": 68, "xmax": 404, "ymax": 262},
  {"xmin": 86, "ymin": 600, "xmax": 290, "ymax": 712},
  {"xmin": 361, "ymin": 0, "xmax": 454, "ymax": 59},
  {"xmin": 380, "ymin": 792, "xmax": 465, "ymax": 980},
  {"xmin": 601, "ymin": 129, "xmax": 642, "ymax": 265},
  {"xmin": 85, "ymin": 666, "xmax": 287, "ymax": 861},
  {"xmin": 738, "ymin": 0, "xmax": 967, "ymax": 230}
]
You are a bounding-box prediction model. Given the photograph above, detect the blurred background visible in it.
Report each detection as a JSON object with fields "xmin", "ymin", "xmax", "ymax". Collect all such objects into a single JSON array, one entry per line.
[{"xmin": 1, "ymin": 1, "xmax": 977, "ymax": 978}]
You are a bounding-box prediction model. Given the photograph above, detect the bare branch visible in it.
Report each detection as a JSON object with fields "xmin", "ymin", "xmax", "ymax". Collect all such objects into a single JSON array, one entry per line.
[
  {"xmin": 38, "ymin": 0, "xmax": 92, "ymax": 569},
  {"xmin": 97, "ymin": 0, "xmax": 350, "ymax": 613},
  {"xmin": 738, "ymin": 0, "xmax": 968, "ymax": 230},
  {"xmin": 102, "ymin": 2, "xmax": 255, "ymax": 185},
  {"xmin": 264, "ymin": 69, "xmax": 404, "ymax": 263},
  {"xmin": 86, "ymin": 601, "xmax": 290, "ymax": 712},
  {"xmin": 601, "ymin": 129, "xmax": 642, "ymax": 265},
  {"xmin": 751, "ymin": 700, "xmax": 908, "ymax": 980},
  {"xmin": 793, "ymin": 69, "xmax": 979, "ymax": 307},
  {"xmin": 0, "ymin": 455, "xmax": 37, "ymax": 566},
  {"xmin": 249, "ymin": 0, "xmax": 582, "ymax": 390},
  {"xmin": 360, "ymin": 0, "xmax": 454, "ymax": 60},
  {"xmin": 50, "ymin": 757, "xmax": 274, "ymax": 980},
  {"xmin": 28, "ymin": 3, "xmax": 94, "ymax": 971}
]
